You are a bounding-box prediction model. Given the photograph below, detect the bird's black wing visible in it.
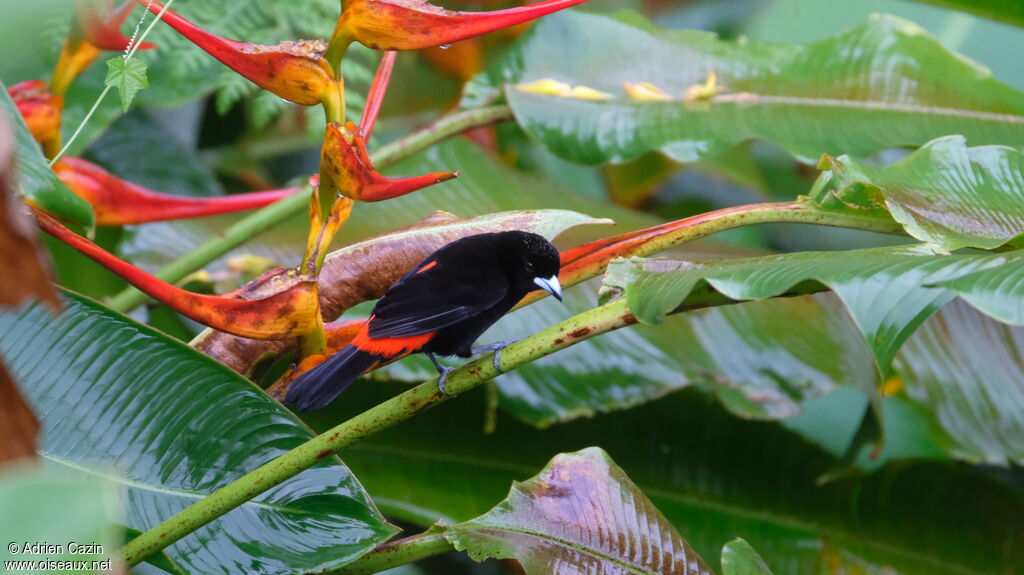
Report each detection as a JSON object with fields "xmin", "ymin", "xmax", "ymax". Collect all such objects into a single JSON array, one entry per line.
[{"xmin": 367, "ymin": 253, "xmax": 508, "ymax": 338}]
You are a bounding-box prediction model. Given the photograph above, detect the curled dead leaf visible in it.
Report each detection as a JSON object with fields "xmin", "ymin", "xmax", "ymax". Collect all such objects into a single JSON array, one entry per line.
[
  {"xmin": 0, "ymin": 112, "xmax": 54, "ymax": 463},
  {"xmin": 193, "ymin": 209, "xmax": 607, "ymax": 375}
]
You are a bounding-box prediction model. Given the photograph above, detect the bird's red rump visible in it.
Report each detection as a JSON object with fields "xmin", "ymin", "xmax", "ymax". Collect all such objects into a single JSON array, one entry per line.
[
  {"xmin": 351, "ymin": 315, "xmax": 435, "ymax": 356},
  {"xmin": 415, "ymin": 260, "xmax": 438, "ymax": 274}
]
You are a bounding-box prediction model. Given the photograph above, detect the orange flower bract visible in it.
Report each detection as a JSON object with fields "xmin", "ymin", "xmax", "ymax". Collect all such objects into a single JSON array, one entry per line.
[
  {"xmin": 55, "ymin": 157, "xmax": 300, "ymax": 226},
  {"xmin": 321, "ymin": 121, "xmax": 458, "ymax": 202},
  {"xmin": 337, "ymin": 0, "xmax": 591, "ymax": 51},
  {"xmin": 141, "ymin": 0, "xmax": 336, "ymax": 106},
  {"xmin": 8, "ymin": 81, "xmax": 62, "ymax": 153},
  {"xmin": 35, "ymin": 210, "xmax": 321, "ymax": 340}
]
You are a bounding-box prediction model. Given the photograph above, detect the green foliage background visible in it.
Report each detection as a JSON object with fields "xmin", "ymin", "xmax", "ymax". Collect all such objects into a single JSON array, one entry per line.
[{"xmin": 2, "ymin": 0, "xmax": 1024, "ymax": 573}]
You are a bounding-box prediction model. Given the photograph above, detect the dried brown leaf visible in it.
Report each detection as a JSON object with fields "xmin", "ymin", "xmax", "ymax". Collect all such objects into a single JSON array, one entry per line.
[{"xmin": 193, "ymin": 210, "xmax": 605, "ymax": 378}]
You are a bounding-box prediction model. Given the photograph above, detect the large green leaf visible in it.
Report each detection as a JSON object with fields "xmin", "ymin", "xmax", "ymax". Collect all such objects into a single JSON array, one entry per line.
[
  {"xmin": 604, "ymin": 246, "xmax": 1003, "ymax": 380},
  {"xmin": 0, "ymin": 293, "xmax": 396, "ymax": 573},
  {"xmin": 303, "ymin": 379, "xmax": 1024, "ymax": 575},
  {"xmin": 894, "ymin": 299, "xmax": 1024, "ymax": 464},
  {"xmin": 938, "ymin": 256, "xmax": 1024, "ymax": 324},
  {"xmin": 447, "ymin": 447, "xmax": 712, "ymax": 574},
  {"xmin": 746, "ymin": 0, "xmax": 1024, "ymax": 96},
  {"xmin": 911, "ymin": 0, "xmax": 1024, "ymax": 27},
  {"xmin": 483, "ymin": 286, "xmax": 875, "ymax": 427},
  {"xmin": 465, "ymin": 11, "xmax": 1024, "ymax": 165},
  {"xmin": 813, "ymin": 136, "xmax": 1024, "ymax": 250},
  {"xmin": 499, "ymin": 255, "xmax": 1024, "ymax": 467},
  {"xmin": 0, "ymin": 468, "xmax": 120, "ymax": 574},
  {"xmin": 721, "ymin": 539, "xmax": 774, "ymax": 575},
  {"xmin": 1, "ymin": 80, "xmax": 94, "ymax": 227}
]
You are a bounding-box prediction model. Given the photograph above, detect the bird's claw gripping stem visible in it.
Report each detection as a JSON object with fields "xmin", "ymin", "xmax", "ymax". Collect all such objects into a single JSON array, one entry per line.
[
  {"xmin": 427, "ymin": 353, "xmax": 455, "ymax": 396},
  {"xmin": 471, "ymin": 340, "xmax": 518, "ymax": 374}
]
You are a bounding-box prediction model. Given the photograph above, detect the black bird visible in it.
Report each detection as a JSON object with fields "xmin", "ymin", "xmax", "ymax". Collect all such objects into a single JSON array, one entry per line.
[{"xmin": 286, "ymin": 231, "xmax": 563, "ymax": 411}]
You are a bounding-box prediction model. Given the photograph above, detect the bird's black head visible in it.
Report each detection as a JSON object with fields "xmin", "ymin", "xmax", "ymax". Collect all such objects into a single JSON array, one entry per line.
[{"xmin": 496, "ymin": 231, "xmax": 563, "ymax": 301}]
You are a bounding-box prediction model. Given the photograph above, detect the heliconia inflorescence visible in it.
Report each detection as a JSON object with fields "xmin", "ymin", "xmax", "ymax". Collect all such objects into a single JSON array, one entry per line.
[
  {"xmin": 139, "ymin": 0, "xmax": 338, "ymax": 107},
  {"xmin": 321, "ymin": 121, "xmax": 459, "ymax": 202},
  {"xmin": 332, "ymin": 0, "xmax": 590, "ymax": 52},
  {"xmin": 54, "ymin": 157, "xmax": 301, "ymax": 226},
  {"xmin": 27, "ymin": 0, "xmax": 592, "ymax": 353},
  {"xmin": 35, "ymin": 209, "xmax": 323, "ymax": 340},
  {"xmin": 52, "ymin": 1, "xmax": 156, "ymax": 95},
  {"xmin": 8, "ymin": 81, "xmax": 62, "ymax": 157}
]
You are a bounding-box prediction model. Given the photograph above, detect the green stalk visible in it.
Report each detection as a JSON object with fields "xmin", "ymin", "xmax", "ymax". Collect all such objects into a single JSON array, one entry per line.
[
  {"xmin": 122, "ymin": 271, "xmax": 831, "ymax": 566},
  {"xmin": 106, "ymin": 105, "xmax": 514, "ymax": 313},
  {"xmin": 120, "ymin": 199, "xmax": 867, "ymax": 564},
  {"xmin": 122, "ymin": 299, "xmax": 632, "ymax": 566},
  {"xmin": 331, "ymin": 533, "xmax": 455, "ymax": 575}
]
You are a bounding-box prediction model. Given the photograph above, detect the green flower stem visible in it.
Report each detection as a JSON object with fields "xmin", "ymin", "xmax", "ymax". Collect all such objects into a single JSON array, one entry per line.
[
  {"xmin": 122, "ymin": 297, "xmax": 631, "ymax": 566},
  {"xmin": 122, "ymin": 267, "xmax": 831, "ymax": 567},
  {"xmin": 513, "ymin": 200, "xmax": 906, "ymax": 311},
  {"xmin": 331, "ymin": 532, "xmax": 455, "ymax": 575},
  {"xmin": 119, "ymin": 173, "xmax": 901, "ymax": 568},
  {"xmin": 106, "ymin": 105, "xmax": 514, "ymax": 313},
  {"xmin": 372, "ymin": 105, "xmax": 514, "ymax": 166}
]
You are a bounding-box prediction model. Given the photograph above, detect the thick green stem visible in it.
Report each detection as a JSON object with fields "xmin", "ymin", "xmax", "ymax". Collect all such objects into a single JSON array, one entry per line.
[
  {"xmin": 332, "ymin": 533, "xmax": 454, "ymax": 575},
  {"xmin": 122, "ymin": 298, "xmax": 631, "ymax": 566},
  {"xmin": 121, "ymin": 198, "xmax": 862, "ymax": 565},
  {"xmin": 122, "ymin": 271, "xmax": 830, "ymax": 566},
  {"xmin": 107, "ymin": 105, "xmax": 514, "ymax": 313}
]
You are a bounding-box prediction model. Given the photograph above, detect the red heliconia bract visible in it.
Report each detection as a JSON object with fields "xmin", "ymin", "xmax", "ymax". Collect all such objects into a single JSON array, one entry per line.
[
  {"xmin": 335, "ymin": 0, "xmax": 591, "ymax": 51},
  {"xmin": 8, "ymin": 81, "xmax": 62, "ymax": 155},
  {"xmin": 52, "ymin": 1, "xmax": 156, "ymax": 95},
  {"xmin": 140, "ymin": 0, "xmax": 337, "ymax": 106},
  {"xmin": 78, "ymin": 0, "xmax": 156, "ymax": 51},
  {"xmin": 34, "ymin": 210, "xmax": 322, "ymax": 340},
  {"xmin": 54, "ymin": 157, "xmax": 300, "ymax": 226},
  {"xmin": 321, "ymin": 121, "xmax": 458, "ymax": 202}
]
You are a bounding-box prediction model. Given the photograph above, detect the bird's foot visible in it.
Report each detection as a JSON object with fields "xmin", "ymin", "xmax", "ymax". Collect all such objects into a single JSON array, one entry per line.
[
  {"xmin": 427, "ymin": 352, "xmax": 456, "ymax": 396},
  {"xmin": 436, "ymin": 365, "xmax": 455, "ymax": 396},
  {"xmin": 471, "ymin": 340, "xmax": 518, "ymax": 374}
]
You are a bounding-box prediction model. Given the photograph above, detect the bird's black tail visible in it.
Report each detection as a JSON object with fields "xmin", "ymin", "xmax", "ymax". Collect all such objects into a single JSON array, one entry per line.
[{"xmin": 285, "ymin": 346, "xmax": 381, "ymax": 412}]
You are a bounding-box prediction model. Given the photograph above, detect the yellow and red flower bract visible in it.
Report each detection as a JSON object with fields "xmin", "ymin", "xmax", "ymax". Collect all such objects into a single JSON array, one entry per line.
[
  {"xmin": 8, "ymin": 81, "xmax": 62, "ymax": 154},
  {"xmin": 321, "ymin": 121, "xmax": 458, "ymax": 202},
  {"xmin": 35, "ymin": 210, "xmax": 321, "ymax": 340},
  {"xmin": 360, "ymin": 51, "xmax": 397, "ymax": 141},
  {"xmin": 140, "ymin": 0, "xmax": 335, "ymax": 106},
  {"xmin": 55, "ymin": 157, "xmax": 300, "ymax": 226},
  {"xmin": 51, "ymin": 1, "xmax": 156, "ymax": 96},
  {"xmin": 77, "ymin": 0, "xmax": 156, "ymax": 52},
  {"xmin": 338, "ymin": 0, "xmax": 591, "ymax": 51}
]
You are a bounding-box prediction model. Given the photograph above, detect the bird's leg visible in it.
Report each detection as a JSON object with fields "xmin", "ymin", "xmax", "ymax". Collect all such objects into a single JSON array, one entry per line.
[
  {"xmin": 426, "ymin": 352, "xmax": 454, "ymax": 396},
  {"xmin": 471, "ymin": 340, "xmax": 518, "ymax": 374}
]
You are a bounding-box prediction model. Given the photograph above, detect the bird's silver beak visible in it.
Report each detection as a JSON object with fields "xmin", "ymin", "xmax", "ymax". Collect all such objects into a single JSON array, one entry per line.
[{"xmin": 533, "ymin": 275, "xmax": 563, "ymax": 302}]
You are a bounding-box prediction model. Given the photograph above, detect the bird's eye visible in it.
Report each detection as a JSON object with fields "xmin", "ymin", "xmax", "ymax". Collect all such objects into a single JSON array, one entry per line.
[{"xmin": 525, "ymin": 261, "xmax": 534, "ymax": 273}]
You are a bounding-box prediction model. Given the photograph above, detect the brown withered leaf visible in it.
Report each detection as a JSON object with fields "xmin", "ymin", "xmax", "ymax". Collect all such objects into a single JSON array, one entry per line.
[
  {"xmin": 193, "ymin": 209, "xmax": 607, "ymax": 377},
  {"xmin": 0, "ymin": 112, "xmax": 56, "ymax": 464},
  {"xmin": 0, "ymin": 364, "xmax": 39, "ymax": 463},
  {"xmin": 0, "ymin": 112, "xmax": 58, "ymax": 310}
]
